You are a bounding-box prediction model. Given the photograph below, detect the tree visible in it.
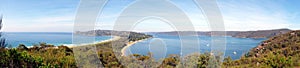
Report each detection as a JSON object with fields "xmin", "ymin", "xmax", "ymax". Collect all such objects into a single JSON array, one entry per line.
[
  {"xmin": 17, "ymin": 44, "xmax": 28, "ymax": 50},
  {"xmin": 0, "ymin": 14, "xmax": 7, "ymax": 49}
]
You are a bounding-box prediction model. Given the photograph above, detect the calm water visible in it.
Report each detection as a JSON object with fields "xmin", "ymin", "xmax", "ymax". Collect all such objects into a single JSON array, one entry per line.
[
  {"xmin": 3, "ymin": 32, "xmax": 112, "ymax": 47},
  {"xmin": 125, "ymin": 34, "xmax": 266, "ymax": 60},
  {"xmin": 3, "ymin": 32, "xmax": 265, "ymax": 60}
]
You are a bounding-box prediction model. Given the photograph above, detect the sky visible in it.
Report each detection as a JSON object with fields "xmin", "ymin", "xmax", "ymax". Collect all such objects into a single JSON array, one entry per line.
[{"xmin": 0, "ymin": 0, "xmax": 300, "ymax": 32}]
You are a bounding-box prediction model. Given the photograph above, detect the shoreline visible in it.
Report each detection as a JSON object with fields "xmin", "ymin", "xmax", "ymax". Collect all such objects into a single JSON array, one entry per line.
[
  {"xmin": 24, "ymin": 36, "xmax": 119, "ymax": 49},
  {"xmin": 121, "ymin": 38, "xmax": 150, "ymax": 56},
  {"xmin": 66, "ymin": 36, "xmax": 121, "ymax": 48}
]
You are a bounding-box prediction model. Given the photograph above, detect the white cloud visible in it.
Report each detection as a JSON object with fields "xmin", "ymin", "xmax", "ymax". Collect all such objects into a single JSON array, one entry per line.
[
  {"xmin": 3, "ymin": 15, "xmax": 74, "ymax": 32},
  {"xmin": 218, "ymin": 0, "xmax": 292, "ymax": 31}
]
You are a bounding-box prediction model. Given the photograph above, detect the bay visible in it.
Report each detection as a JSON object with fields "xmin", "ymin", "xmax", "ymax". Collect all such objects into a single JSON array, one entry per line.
[{"xmin": 125, "ymin": 34, "xmax": 266, "ymax": 60}]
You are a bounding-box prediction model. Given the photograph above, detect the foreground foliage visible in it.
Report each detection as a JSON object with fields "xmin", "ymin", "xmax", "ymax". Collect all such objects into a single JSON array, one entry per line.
[{"xmin": 0, "ymin": 43, "xmax": 76, "ymax": 68}]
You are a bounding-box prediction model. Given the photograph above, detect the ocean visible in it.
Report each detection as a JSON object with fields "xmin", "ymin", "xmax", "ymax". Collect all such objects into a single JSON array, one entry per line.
[
  {"xmin": 3, "ymin": 32, "xmax": 112, "ymax": 47},
  {"xmin": 125, "ymin": 34, "xmax": 266, "ymax": 60},
  {"xmin": 3, "ymin": 32, "xmax": 265, "ymax": 60}
]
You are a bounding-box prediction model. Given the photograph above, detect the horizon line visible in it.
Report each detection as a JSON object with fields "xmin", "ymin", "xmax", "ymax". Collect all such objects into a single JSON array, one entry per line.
[{"xmin": 3, "ymin": 28, "xmax": 295, "ymax": 33}]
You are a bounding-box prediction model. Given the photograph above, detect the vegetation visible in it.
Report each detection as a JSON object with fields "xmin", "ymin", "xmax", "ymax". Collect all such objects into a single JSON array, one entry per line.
[
  {"xmin": 75, "ymin": 30, "xmax": 153, "ymax": 40},
  {"xmin": 128, "ymin": 32, "xmax": 152, "ymax": 41},
  {"xmin": 1, "ymin": 30, "xmax": 300, "ymax": 68},
  {"xmin": 0, "ymin": 45, "xmax": 219, "ymax": 68},
  {"xmin": 0, "ymin": 48, "xmax": 43, "ymax": 68},
  {"xmin": 0, "ymin": 43, "xmax": 76, "ymax": 68},
  {"xmin": 0, "ymin": 32, "xmax": 153, "ymax": 68},
  {"xmin": 0, "ymin": 15, "xmax": 7, "ymax": 49},
  {"xmin": 223, "ymin": 30, "xmax": 300, "ymax": 68}
]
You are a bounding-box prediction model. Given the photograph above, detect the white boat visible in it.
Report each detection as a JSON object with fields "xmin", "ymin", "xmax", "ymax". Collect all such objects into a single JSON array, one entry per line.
[
  {"xmin": 233, "ymin": 51, "xmax": 237, "ymax": 55},
  {"xmin": 206, "ymin": 44, "xmax": 210, "ymax": 46}
]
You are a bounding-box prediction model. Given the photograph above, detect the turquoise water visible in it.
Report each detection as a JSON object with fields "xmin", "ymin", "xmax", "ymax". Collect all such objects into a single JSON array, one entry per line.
[
  {"xmin": 125, "ymin": 34, "xmax": 266, "ymax": 60},
  {"xmin": 3, "ymin": 32, "xmax": 112, "ymax": 47}
]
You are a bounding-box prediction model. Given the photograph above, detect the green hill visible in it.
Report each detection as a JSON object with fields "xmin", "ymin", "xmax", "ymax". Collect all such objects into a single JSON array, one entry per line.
[{"xmin": 224, "ymin": 30, "xmax": 300, "ymax": 68}]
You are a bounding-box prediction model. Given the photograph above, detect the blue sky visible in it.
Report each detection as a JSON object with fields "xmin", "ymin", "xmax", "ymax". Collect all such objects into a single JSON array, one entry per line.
[{"xmin": 1, "ymin": 0, "xmax": 300, "ymax": 32}]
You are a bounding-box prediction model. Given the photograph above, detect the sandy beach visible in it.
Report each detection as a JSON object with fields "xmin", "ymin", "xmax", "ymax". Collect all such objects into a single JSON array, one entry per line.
[
  {"xmin": 66, "ymin": 36, "xmax": 121, "ymax": 48},
  {"xmin": 62, "ymin": 36, "xmax": 148, "ymax": 56},
  {"xmin": 121, "ymin": 38, "xmax": 149, "ymax": 56}
]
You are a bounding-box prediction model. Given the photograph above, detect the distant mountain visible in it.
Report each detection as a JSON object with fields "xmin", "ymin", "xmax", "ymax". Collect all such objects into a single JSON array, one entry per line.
[
  {"xmin": 154, "ymin": 29, "xmax": 292, "ymax": 38},
  {"xmin": 76, "ymin": 29, "xmax": 292, "ymax": 39},
  {"xmin": 231, "ymin": 29, "xmax": 291, "ymax": 38}
]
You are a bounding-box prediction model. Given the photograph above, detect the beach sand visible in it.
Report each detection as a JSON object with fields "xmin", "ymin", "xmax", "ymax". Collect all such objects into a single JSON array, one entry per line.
[
  {"xmin": 64, "ymin": 36, "xmax": 148, "ymax": 56},
  {"xmin": 121, "ymin": 38, "xmax": 149, "ymax": 56},
  {"xmin": 66, "ymin": 36, "xmax": 121, "ymax": 48}
]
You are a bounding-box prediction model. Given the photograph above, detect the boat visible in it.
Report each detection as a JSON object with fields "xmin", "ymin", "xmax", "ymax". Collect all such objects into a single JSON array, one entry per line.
[
  {"xmin": 233, "ymin": 51, "xmax": 237, "ymax": 55},
  {"xmin": 206, "ymin": 44, "xmax": 210, "ymax": 46}
]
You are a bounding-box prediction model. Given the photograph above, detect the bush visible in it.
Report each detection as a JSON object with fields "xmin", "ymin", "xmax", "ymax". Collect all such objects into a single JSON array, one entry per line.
[{"xmin": 0, "ymin": 49, "xmax": 43, "ymax": 68}]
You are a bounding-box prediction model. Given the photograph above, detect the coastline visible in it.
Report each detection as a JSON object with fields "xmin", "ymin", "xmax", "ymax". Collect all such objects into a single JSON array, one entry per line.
[
  {"xmin": 66, "ymin": 36, "xmax": 121, "ymax": 48},
  {"xmin": 65, "ymin": 35, "xmax": 150, "ymax": 56},
  {"xmin": 121, "ymin": 38, "xmax": 149, "ymax": 56}
]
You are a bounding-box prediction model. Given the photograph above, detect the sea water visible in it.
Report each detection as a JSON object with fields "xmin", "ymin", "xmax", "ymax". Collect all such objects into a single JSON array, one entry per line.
[
  {"xmin": 125, "ymin": 34, "xmax": 266, "ymax": 60},
  {"xmin": 3, "ymin": 32, "xmax": 265, "ymax": 60},
  {"xmin": 3, "ymin": 32, "xmax": 112, "ymax": 47}
]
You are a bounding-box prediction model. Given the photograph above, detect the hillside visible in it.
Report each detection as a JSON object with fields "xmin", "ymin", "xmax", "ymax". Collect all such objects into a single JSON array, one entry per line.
[
  {"xmin": 75, "ymin": 30, "xmax": 153, "ymax": 41},
  {"xmin": 155, "ymin": 29, "xmax": 291, "ymax": 38},
  {"xmin": 223, "ymin": 30, "xmax": 300, "ymax": 67},
  {"xmin": 247, "ymin": 30, "xmax": 300, "ymax": 58},
  {"xmin": 232, "ymin": 29, "xmax": 291, "ymax": 38}
]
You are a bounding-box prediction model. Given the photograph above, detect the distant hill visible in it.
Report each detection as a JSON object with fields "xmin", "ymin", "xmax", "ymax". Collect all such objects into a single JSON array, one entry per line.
[
  {"xmin": 75, "ymin": 30, "xmax": 148, "ymax": 36},
  {"xmin": 154, "ymin": 29, "xmax": 291, "ymax": 38},
  {"xmin": 74, "ymin": 30, "xmax": 153, "ymax": 41},
  {"xmin": 224, "ymin": 30, "xmax": 300, "ymax": 67},
  {"xmin": 231, "ymin": 29, "xmax": 291, "ymax": 38}
]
